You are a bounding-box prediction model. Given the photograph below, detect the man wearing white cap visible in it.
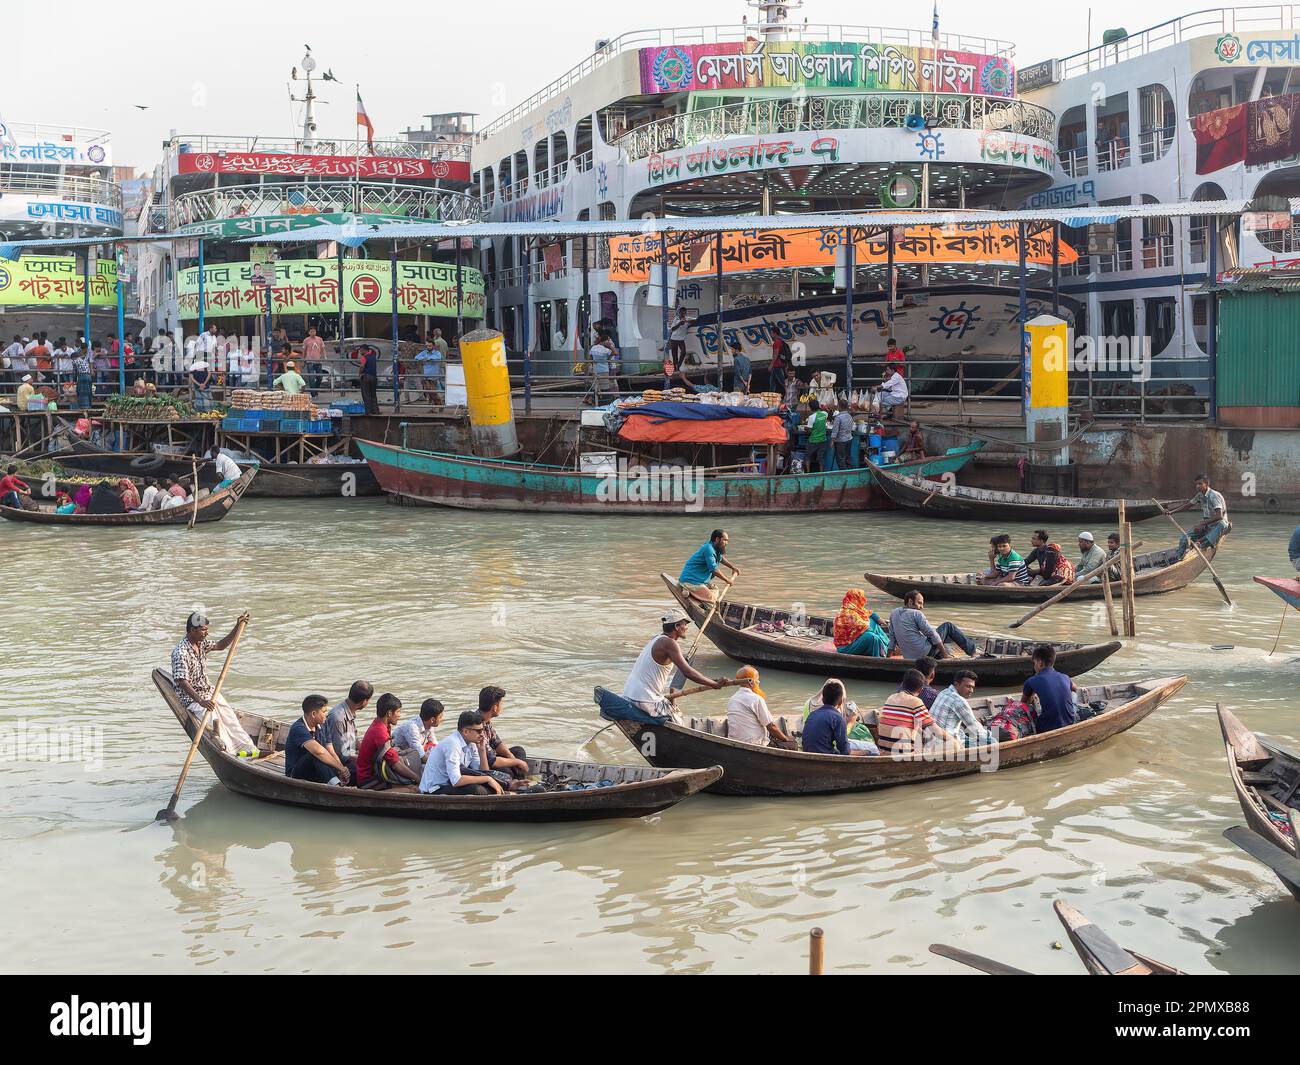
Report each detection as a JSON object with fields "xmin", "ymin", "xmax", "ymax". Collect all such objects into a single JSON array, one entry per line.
[
  {"xmin": 1077, "ymin": 531, "xmax": 1107, "ymax": 581},
  {"xmin": 16, "ymin": 374, "xmax": 36, "ymax": 411},
  {"xmin": 169, "ymin": 612, "xmax": 259, "ymax": 757},
  {"xmin": 622, "ymin": 607, "xmax": 726, "ymax": 720}
]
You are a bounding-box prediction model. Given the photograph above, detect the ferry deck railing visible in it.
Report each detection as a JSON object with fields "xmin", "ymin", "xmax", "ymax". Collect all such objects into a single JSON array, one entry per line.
[
  {"xmin": 169, "ymin": 134, "xmax": 469, "ymax": 163},
  {"xmin": 168, "ymin": 181, "xmax": 483, "ymax": 228},
  {"xmin": 0, "ymin": 170, "xmax": 124, "ymax": 210},
  {"xmin": 1096, "ymin": 137, "xmax": 1131, "ymax": 172},
  {"xmin": 1058, "ymin": 147, "xmax": 1088, "ymax": 177},
  {"xmin": 1139, "ymin": 126, "xmax": 1175, "ymax": 164}
]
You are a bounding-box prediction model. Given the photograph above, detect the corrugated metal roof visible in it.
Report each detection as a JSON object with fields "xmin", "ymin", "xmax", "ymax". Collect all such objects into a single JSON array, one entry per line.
[
  {"xmin": 1202, "ymin": 267, "xmax": 1300, "ymax": 293},
  {"xmin": 1217, "ymin": 292, "xmax": 1300, "ymax": 407}
]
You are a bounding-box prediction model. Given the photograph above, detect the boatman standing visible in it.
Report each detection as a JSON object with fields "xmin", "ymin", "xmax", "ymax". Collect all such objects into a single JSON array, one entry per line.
[
  {"xmin": 170, "ymin": 612, "xmax": 259, "ymax": 757},
  {"xmin": 1173, "ymin": 474, "xmax": 1229, "ymax": 556},
  {"xmin": 622, "ymin": 607, "xmax": 727, "ymax": 720},
  {"xmin": 678, "ymin": 528, "xmax": 740, "ymax": 603}
]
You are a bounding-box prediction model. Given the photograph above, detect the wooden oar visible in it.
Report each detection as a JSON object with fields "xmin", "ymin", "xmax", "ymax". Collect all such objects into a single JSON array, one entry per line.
[
  {"xmin": 670, "ymin": 575, "xmax": 736, "ymax": 689},
  {"xmin": 668, "ymin": 679, "xmax": 741, "ymax": 701},
  {"xmin": 1008, "ymin": 541, "xmax": 1143, "ymax": 629},
  {"xmin": 928, "ymin": 944, "xmax": 1033, "ymax": 976},
  {"xmin": 1153, "ymin": 499, "xmax": 1231, "ymax": 606},
  {"xmin": 155, "ymin": 618, "xmax": 248, "ymax": 822},
  {"xmin": 188, "ymin": 457, "xmax": 200, "ymax": 530}
]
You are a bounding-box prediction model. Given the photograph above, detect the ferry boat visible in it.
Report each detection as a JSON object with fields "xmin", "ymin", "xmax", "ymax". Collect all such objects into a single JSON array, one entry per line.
[{"xmin": 469, "ymin": 1, "xmax": 1080, "ymax": 390}]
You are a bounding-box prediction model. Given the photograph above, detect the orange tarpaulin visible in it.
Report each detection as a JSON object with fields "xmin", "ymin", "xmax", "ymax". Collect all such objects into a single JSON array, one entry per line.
[
  {"xmin": 607, "ymin": 223, "xmax": 1077, "ymax": 282},
  {"xmin": 619, "ymin": 413, "xmax": 789, "ymax": 445}
]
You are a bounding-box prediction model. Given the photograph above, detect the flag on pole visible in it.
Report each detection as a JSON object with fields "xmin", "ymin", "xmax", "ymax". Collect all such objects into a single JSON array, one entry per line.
[
  {"xmin": 356, "ymin": 91, "xmax": 375, "ymax": 151},
  {"xmin": 932, "ymin": 3, "xmax": 940, "ymax": 51}
]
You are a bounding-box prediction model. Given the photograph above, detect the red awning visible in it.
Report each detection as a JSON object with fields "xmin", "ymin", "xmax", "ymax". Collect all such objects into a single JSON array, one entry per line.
[{"xmin": 619, "ymin": 414, "xmax": 788, "ymax": 446}]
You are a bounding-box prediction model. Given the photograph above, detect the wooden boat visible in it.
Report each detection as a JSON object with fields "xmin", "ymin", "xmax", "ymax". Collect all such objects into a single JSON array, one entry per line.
[
  {"xmin": 356, "ymin": 438, "xmax": 983, "ymax": 514},
  {"xmin": 864, "ymin": 542, "xmax": 1221, "ymax": 604},
  {"xmin": 1255, "ymin": 575, "xmax": 1300, "ymax": 612},
  {"xmin": 152, "ymin": 669, "xmax": 721, "ymax": 822},
  {"xmin": 0, "ymin": 468, "xmax": 256, "ymax": 525},
  {"xmin": 609, "ymin": 675, "xmax": 1184, "ymax": 796},
  {"xmin": 1218, "ymin": 705, "xmax": 1300, "ymax": 902},
  {"xmin": 1053, "ymin": 900, "xmax": 1183, "ymax": 975},
  {"xmin": 867, "ymin": 459, "xmax": 1176, "ymax": 523},
  {"xmin": 661, "ymin": 573, "xmax": 1121, "ymax": 686},
  {"xmin": 931, "ymin": 899, "xmax": 1182, "ymax": 975}
]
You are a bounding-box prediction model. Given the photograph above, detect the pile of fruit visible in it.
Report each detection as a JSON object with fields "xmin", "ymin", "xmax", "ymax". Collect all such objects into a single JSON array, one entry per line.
[{"xmin": 103, "ymin": 393, "xmax": 196, "ymax": 422}]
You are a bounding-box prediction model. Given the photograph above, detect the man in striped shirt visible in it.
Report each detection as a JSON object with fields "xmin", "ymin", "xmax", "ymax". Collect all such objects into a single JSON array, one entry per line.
[
  {"xmin": 878, "ymin": 669, "xmax": 957, "ymax": 756},
  {"xmin": 980, "ymin": 533, "xmax": 1032, "ymax": 586},
  {"xmin": 929, "ymin": 671, "xmax": 993, "ymax": 748}
]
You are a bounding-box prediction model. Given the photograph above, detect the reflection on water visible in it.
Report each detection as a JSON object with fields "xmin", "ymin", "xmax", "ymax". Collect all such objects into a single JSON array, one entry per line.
[{"xmin": 2, "ymin": 501, "xmax": 1299, "ymax": 972}]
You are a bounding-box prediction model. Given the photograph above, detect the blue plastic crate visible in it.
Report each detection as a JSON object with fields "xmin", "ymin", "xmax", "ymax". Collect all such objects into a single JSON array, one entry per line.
[
  {"xmin": 304, "ymin": 419, "xmax": 334, "ymax": 434},
  {"xmin": 334, "ymin": 401, "xmax": 364, "ymax": 414},
  {"xmin": 221, "ymin": 416, "xmax": 259, "ymax": 432},
  {"xmin": 278, "ymin": 417, "xmax": 309, "ymax": 433}
]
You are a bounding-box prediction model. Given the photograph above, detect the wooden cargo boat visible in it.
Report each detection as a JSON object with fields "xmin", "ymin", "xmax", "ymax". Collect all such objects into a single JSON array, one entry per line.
[
  {"xmin": 868, "ymin": 459, "xmax": 1175, "ymax": 523},
  {"xmin": 608, "ymin": 676, "xmax": 1184, "ymax": 797},
  {"xmin": 0, "ymin": 469, "xmax": 255, "ymax": 526},
  {"xmin": 661, "ymin": 574, "xmax": 1121, "ymax": 686},
  {"xmin": 864, "ymin": 542, "xmax": 1220, "ymax": 604},
  {"xmin": 153, "ymin": 669, "xmax": 720, "ymax": 822},
  {"xmin": 1218, "ymin": 705, "xmax": 1300, "ymax": 902},
  {"xmin": 356, "ymin": 438, "xmax": 982, "ymax": 514}
]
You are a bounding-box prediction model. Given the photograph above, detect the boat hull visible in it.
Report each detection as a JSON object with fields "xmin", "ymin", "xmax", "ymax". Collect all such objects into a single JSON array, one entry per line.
[
  {"xmin": 0, "ymin": 469, "xmax": 255, "ymax": 526},
  {"xmin": 358, "ymin": 439, "xmax": 979, "ymax": 514}
]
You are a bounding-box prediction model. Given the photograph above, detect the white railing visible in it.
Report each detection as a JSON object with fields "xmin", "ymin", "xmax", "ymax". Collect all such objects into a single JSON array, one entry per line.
[
  {"xmin": 1139, "ymin": 127, "xmax": 1175, "ymax": 163},
  {"xmin": 168, "ymin": 181, "xmax": 482, "ymax": 228},
  {"xmin": 1096, "ymin": 137, "xmax": 1131, "ymax": 172},
  {"xmin": 1058, "ymin": 146, "xmax": 1088, "ymax": 176},
  {"xmin": 1255, "ymin": 220, "xmax": 1300, "ymax": 253},
  {"xmin": 1057, "ymin": 6, "xmax": 1300, "ymax": 77},
  {"xmin": 572, "ymin": 150, "xmax": 593, "ymax": 173},
  {"xmin": 477, "ymin": 23, "xmax": 1017, "ymax": 142},
  {"xmin": 0, "ymin": 119, "xmax": 112, "ymax": 145},
  {"xmin": 616, "ymin": 93, "xmax": 1056, "ymax": 161},
  {"xmin": 1098, "ymin": 241, "xmax": 1135, "ymax": 273},
  {"xmin": 1189, "ymin": 223, "xmax": 1209, "ymax": 263},
  {"xmin": 169, "ymin": 134, "xmax": 471, "ymax": 163},
  {"xmin": 0, "ymin": 169, "xmax": 123, "ymax": 209}
]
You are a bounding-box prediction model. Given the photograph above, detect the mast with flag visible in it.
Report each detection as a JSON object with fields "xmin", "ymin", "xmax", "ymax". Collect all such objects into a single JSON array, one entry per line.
[{"xmin": 356, "ymin": 89, "xmax": 374, "ymax": 152}]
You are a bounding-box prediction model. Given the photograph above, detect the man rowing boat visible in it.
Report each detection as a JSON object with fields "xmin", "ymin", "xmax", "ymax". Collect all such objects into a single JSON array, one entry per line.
[
  {"xmin": 622, "ymin": 607, "xmax": 727, "ymax": 720},
  {"xmin": 678, "ymin": 529, "xmax": 740, "ymax": 604},
  {"xmin": 170, "ymin": 611, "xmax": 258, "ymax": 757}
]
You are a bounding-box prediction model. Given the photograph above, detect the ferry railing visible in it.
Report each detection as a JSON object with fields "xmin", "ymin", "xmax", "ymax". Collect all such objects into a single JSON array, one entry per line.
[
  {"xmin": 1056, "ymin": 6, "xmax": 1300, "ymax": 78},
  {"xmin": 169, "ymin": 134, "xmax": 469, "ymax": 163},
  {"xmin": 572, "ymin": 151, "xmax": 593, "ymax": 174},
  {"xmin": 1058, "ymin": 148, "xmax": 1088, "ymax": 177},
  {"xmin": 616, "ymin": 93, "xmax": 1057, "ymax": 162},
  {"xmin": 1138, "ymin": 127, "xmax": 1175, "ymax": 164},
  {"xmin": 0, "ymin": 170, "xmax": 123, "ymax": 210},
  {"xmin": 477, "ymin": 24, "xmax": 1018, "ymax": 143},
  {"xmin": 1098, "ymin": 241, "xmax": 1135, "ymax": 273},
  {"xmin": 168, "ymin": 181, "xmax": 483, "ymax": 228},
  {"xmin": 1253, "ymin": 220, "xmax": 1300, "ymax": 253},
  {"xmin": 1096, "ymin": 137, "xmax": 1131, "ymax": 172}
]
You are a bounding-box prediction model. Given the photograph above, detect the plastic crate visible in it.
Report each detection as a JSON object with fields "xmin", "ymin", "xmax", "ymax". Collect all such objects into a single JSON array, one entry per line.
[
  {"xmin": 304, "ymin": 419, "xmax": 334, "ymax": 434},
  {"xmin": 221, "ymin": 416, "xmax": 259, "ymax": 432},
  {"xmin": 333, "ymin": 401, "xmax": 364, "ymax": 414},
  {"xmin": 278, "ymin": 418, "xmax": 309, "ymax": 434}
]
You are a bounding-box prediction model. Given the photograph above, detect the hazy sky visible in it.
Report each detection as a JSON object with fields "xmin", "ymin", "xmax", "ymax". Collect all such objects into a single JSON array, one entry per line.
[{"xmin": 8, "ymin": 0, "xmax": 1206, "ymax": 169}]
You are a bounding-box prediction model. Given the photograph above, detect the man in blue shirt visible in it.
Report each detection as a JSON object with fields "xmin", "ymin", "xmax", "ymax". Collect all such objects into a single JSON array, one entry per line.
[
  {"xmin": 357, "ymin": 343, "xmax": 380, "ymax": 415},
  {"xmin": 678, "ymin": 529, "xmax": 740, "ymax": 602},
  {"xmin": 1021, "ymin": 644, "xmax": 1078, "ymax": 733},
  {"xmin": 802, "ymin": 680, "xmax": 854, "ymax": 755},
  {"xmin": 1290, "ymin": 524, "xmax": 1300, "ymax": 572},
  {"xmin": 285, "ymin": 694, "xmax": 351, "ymax": 784}
]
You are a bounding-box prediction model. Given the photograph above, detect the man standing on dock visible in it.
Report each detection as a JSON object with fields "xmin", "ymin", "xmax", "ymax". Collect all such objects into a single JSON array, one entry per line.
[
  {"xmin": 357, "ymin": 343, "xmax": 380, "ymax": 415},
  {"xmin": 302, "ymin": 326, "xmax": 325, "ymax": 392},
  {"xmin": 622, "ymin": 607, "xmax": 726, "ymax": 720},
  {"xmin": 1173, "ymin": 474, "xmax": 1229, "ymax": 556},
  {"xmin": 170, "ymin": 612, "xmax": 258, "ymax": 757}
]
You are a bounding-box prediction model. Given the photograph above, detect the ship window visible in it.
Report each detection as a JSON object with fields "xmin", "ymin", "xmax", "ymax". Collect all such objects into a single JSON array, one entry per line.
[
  {"xmin": 1144, "ymin": 297, "xmax": 1176, "ymax": 357},
  {"xmin": 1137, "ymin": 85, "xmax": 1175, "ymax": 163},
  {"xmin": 552, "ymin": 131, "xmax": 569, "ymax": 183},
  {"xmin": 1101, "ymin": 299, "xmax": 1135, "ymax": 338},
  {"xmin": 1252, "ymin": 170, "xmax": 1300, "ymax": 253},
  {"xmin": 574, "ymin": 117, "xmax": 593, "ymax": 170},
  {"xmin": 533, "ymin": 140, "xmax": 549, "ymax": 188},
  {"xmin": 1057, "ymin": 105, "xmax": 1088, "ymax": 178},
  {"xmin": 1095, "ymin": 94, "xmax": 1131, "ymax": 172}
]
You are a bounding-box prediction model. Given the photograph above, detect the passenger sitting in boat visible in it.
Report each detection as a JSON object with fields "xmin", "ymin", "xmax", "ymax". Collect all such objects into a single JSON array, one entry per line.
[
  {"xmin": 726, "ymin": 666, "xmax": 794, "ymax": 749},
  {"xmin": 929, "ymin": 670, "xmax": 992, "ymax": 748},
  {"xmin": 54, "ymin": 491, "xmax": 75, "ymax": 515},
  {"xmin": 284, "ymin": 694, "xmax": 351, "ymax": 785},
  {"xmin": 833, "ymin": 589, "xmax": 889, "ymax": 657},
  {"xmin": 86, "ymin": 480, "xmax": 126, "ymax": 514},
  {"xmin": 1021, "ymin": 644, "xmax": 1079, "ymax": 734},
  {"xmin": 888, "ymin": 590, "xmax": 980, "ymax": 660},
  {"xmin": 910, "ymin": 656, "xmax": 940, "ymax": 709},
  {"xmin": 900, "ymin": 421, "xmax": 926, "ymax": 460},
  {"xmin": 119, "ymin": 478, "xmax": 141, "ymax": 511},
  {"xmin": 170, "ymin": 611, "xmax": 258, "ymax": 757},
  {"xmin": 72, "ymin": 483, "xmax": 91, "ymax": 513},
  {"xmin": 1077, "ymin": 531, "xmax": 1107, "ymax": 581},
  {"xmin": 327, "ymin": 680, "xmax": 373, "ymax": 779},
  {"xmin": 801, "ymin": 676, "xmax": 879, "ymax": 754},
  {"xmin": 678, "ymin": 528, "xmax": 739, "ymax": 603},
  {"xmin": 419, "ymin": 711, "xmax": 507, "ymax": 796},
  {"xmin": 979, "ymin": 533, "xmax": 1032, "ymax": 586},
  {"xmin": 392, "ymin": 698, "xmax": 444, "ymax": 763},
  {"xmin": 1105, "ymin": 533, "xmax": 1123, "ymax": 581},
  {"xmin": 0, "ymin": 465, "xmax": 31, "ymax": 509},
  {"xmin": 139, "ymin": 478, "xmax": 162, "ymax": 511},
  {"xmin": 877, "ymin": 669, "xmax": 958, "ymax": 756},
  {"xmin": 623, "ymin": 608, "xmax": 726, "ymax": 720},
  {"xmin": 478, "ymin": 685, "xmax": 529, "ymax": 779},
  {"xmin": 803, "ymin": 680, "xmax": 874, "ymax": 757},
  {"xmin": 357, "ymin": 693, "xmax": 421, "ymax": 788},
  {"xmin": 1024, "ymin": 529, "xmax": 1075, "ymax": 586}
]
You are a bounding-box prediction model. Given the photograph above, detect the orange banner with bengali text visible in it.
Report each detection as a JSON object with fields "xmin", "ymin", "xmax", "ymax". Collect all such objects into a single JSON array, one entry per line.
[{"xmin": 607, "ymin": 224, "xmax": 1076, "ymax": 282}]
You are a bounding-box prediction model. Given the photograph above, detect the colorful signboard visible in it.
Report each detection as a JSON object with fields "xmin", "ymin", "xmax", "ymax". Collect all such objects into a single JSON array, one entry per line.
[
  {"xmin": 0, "ymin": 256, "xmax": 118, "ymax": 306},
  {"xmin": 638, "ymin": 42, "xmax": 1015, "ymax": 98},
  {"xmin": 0, "ymin": 195, "xmax": 122, "ymax": 229},
  {"xmin": 175, "ymin": 213, "xmax": 405, "ymax": 239},
  {"xmin": 0, "ymin": 124, "xmax": 112, "ymax": 166},
  {"xmin": 608, "ymin": 223, "xmax": 1075, "ymax": 282},
  {"xmin": 176, "ymin": 151, "xmax": 470, "ymax": 183},
  {"xmin": 1201, "ymin": 30, "xmax": 1300, "ymax": 67},
  {"xmin": 176, "ymin": 258, "xmax": 485, "ymax": 320}
]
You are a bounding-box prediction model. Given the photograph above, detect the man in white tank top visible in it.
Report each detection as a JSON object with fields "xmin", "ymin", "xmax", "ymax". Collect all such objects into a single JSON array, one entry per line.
[{"xmin": 623, "ymin": 607, "xmax": 726, "ymax": 720}]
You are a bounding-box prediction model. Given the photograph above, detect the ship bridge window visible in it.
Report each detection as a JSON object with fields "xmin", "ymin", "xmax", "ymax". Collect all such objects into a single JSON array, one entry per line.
[
  {"xmin": 1138, "ymin": 85, "xmax": 1175, "ymax": 163},
  {"xmin": 1188, "ymin": 71, "xmax": 1247, "ymax": 117},
  {"xmin": 498, "ymin": 159, "xmax": 512, "ymax": 201},
  {"xmin": 1095, "ymin": 94, "xmax": 1131, "ymax": 173},
  {"xmin": 1252, "ymin": 169, "xmax": 1300, "ymax": 253},
  {"xmin": 1261, "ymin": 67, "xmax": 1300, "ymax": 97},
  {"xmin": 1057, "ymin": 105, "xmax": 1088, "ymax": 177}
]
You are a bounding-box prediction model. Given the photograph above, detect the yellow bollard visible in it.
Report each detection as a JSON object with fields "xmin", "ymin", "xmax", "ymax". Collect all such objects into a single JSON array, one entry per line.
[{"xmin": 460, "ymin": 328, "xmax": 520, "ymax": 457}]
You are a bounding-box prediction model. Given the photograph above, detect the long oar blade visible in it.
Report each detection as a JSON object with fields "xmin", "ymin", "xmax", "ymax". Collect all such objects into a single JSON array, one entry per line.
[
  {"xmin": 928, "ymin": 943, "xmax": 1033, "ymax": 976},
  {"xmin": 1224, "ymin": 826, "xmax": 1300, "ymax": 887}
]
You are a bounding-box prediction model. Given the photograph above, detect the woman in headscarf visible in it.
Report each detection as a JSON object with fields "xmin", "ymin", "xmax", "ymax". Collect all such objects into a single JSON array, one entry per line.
[
  {"xmin": 119, "ymin": 478, "xmax": 141, "ymax": 511},
  {"xmin": 72, "ymin": 482, "xmax": 92, "ymax": 513},
  {"xmin": 54, "ymin": 491, "xmax": 76, "ymax": 515},
  {"xmin": 833, "ymin": 589, "xmax": 888, "ymax": 657},
  {"xmin": 87, "ymin": 480, "xmax": 125, "ymax": 514}
]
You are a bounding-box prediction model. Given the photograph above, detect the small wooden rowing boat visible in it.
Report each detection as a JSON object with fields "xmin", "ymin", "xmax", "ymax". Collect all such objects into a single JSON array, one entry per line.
[
  {"xmin": 1218, "ymin": 704, "xmax": 1300, "ymax": 902},
  {"xmin": 356, "ymin": 438, "xmax": 982, "ymax": 515},
  {"xmin": 1255, "ymin": 575, "xmax": 1300, "ymax": 612},
  {"xmin": 0, "ymin": 469, "xmax": 256, "ymax": 526},
  {"xmin": 865, "ymin": 542, "xmax": 1221, "ymax": 604},
  {"xmin": 152, "ymin": 669, "xmax": 721, "ymax": 822},
  {"xmin": 868, "ymin": 459, "xmax": 1176, "ymax": 523},
  {"xmin": 931, "ymin": 900, "xmax": 1181, "ymax": 975},
  {"xmin": 608, "ymin": 675, "xmax": 1184, "ymax": 796},
  {"xmin": 661, "ymin": 574, "xmax": 1121, "ymax": 686}
]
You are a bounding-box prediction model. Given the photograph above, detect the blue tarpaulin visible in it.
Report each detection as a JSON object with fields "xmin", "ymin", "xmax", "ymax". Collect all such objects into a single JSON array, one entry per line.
[{"xmin": 594, "ymin": 686, "xmax": 663, "ymax": 725}]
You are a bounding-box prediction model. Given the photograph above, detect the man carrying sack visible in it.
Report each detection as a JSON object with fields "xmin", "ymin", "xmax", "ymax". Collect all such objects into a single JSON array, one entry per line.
[{"xmin": 170, "ymin": 611, "xmax": 259, "ymax": 757}]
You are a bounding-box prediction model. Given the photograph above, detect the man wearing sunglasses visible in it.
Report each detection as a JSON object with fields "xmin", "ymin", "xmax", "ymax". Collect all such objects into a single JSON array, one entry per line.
[{"xmin": 418, "ymin": 711, "xmax": 507, "ymax": 796}]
